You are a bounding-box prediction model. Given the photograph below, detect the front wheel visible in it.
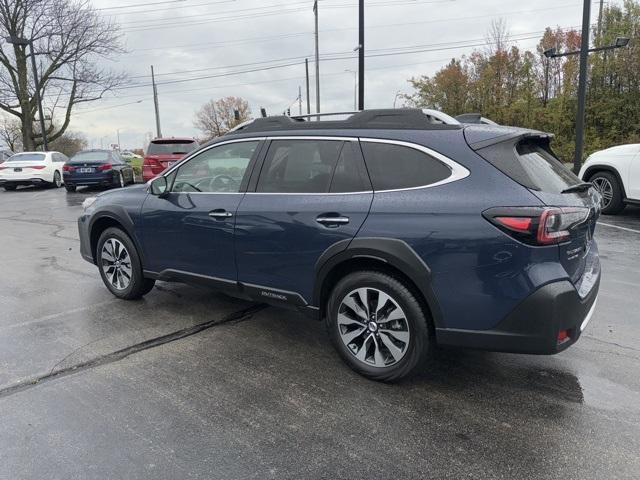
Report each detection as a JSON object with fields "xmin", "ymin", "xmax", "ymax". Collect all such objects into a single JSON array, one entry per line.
[
  {"xmin": 326, "ymin": 271, "xmax": 433, "ymax": 382},
  {"xmin": 96, "ymin": 227, "xmax": 155, "ymax": 300}
]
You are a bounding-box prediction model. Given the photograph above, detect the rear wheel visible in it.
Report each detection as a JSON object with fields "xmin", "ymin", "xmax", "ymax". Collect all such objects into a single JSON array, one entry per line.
[
  {"xmin": 3, "ymin": 185, "xmax": 17, "ymax": 191},
  {"xmin": 115, "ymin": 171, "xmax": 125, "ymax": 188},
  {"xmin": 65, "ymin": 184, "xmax": 76, "ymax": 192},
  {"xmin": 590, "ymin": 171, "xmax": 625, "ymax": 215},
  {"xmin": 96, "ymin": 227, "xmax": 155, "ymax": 300},
  {"xmin": 51, "ymin": 171, "xmax": 62, "ymax": 188},
  {"xmin": 326, "ymin": 270, "xmax": 433, "ymax": 382}
]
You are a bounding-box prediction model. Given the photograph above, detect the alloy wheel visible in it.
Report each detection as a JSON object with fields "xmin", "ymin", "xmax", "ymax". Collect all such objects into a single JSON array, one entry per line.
[
  {"xmin": 54, "ymin": 171, "xmax": 61, "ymax": 188},
  {"xmin": 592, "ymin": 177, "xmax": 613, "ymax": 209},
  {"xmin": 119, "ymin": 172, "xmax": 125, "ymax": 188},
  {"xmin": 100, "ymin": 238, "xmax": 132, "ymax": 290},
  {"xmin": 337, "ymin": 287, "xmax": 411, "ymax": 368}
]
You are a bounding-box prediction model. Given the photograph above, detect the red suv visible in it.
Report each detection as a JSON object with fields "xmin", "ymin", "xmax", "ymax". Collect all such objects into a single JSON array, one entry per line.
[{"xmin": 142, "ymin": 137, "xmax": 199, "ymax": 182}]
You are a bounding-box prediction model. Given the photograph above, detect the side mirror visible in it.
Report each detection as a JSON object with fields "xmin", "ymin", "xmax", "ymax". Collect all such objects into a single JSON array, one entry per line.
[{"xmin": 149, "ymin": 176, "xmax": 168, "ymax": 196}]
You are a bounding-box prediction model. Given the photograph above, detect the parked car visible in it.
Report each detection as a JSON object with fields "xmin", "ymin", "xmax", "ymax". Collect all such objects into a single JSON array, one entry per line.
[
  {"xmin": 142, "ymin": 137, "xmax": 199, "ymax": 182},
  {"xmin": 63, "ymin": 149, "xmax": 134, "ymax": 192},
  {"xmin": 0, "ymin": 148, "xmax": 15, "ymax": 163},
  {"xmin": 77, "ymin": 109, "xmax": 601, "ymax": 381},
  {"xmin": 0, "ymin": 151, "xmax": 67, "ymax": 191},
  {"xmin": 121, "ymin": 150, "xmax": 142, "ymax": 162},
  {"xmin": 579, "ymin": 143, "xmax": 640, "ymax": 215}
]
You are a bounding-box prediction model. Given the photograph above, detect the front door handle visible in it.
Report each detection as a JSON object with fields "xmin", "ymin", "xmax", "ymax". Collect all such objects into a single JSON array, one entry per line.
[
  {"xmin": 209, "ymin": 209, "xmax": 233, "ymax": 219},
  {"xmin": 316, "ymin": 216, "xmax": 350, "ymax": 226}
]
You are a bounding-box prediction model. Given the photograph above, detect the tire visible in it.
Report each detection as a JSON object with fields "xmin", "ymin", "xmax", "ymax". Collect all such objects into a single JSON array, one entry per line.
[
  {"xmin": 51, "ymin": 171, "xmax": 62, "ymax": 188},
  {"xmin": 115, "ymin": 171, "xmax": 125, "ymax": 189},
  {"xmin": 3, "ymin": 185, "xmax": 17, "ymax": 191},
  {"xmin": 65, "ymin": 184, "xmax": 76, "ymax": 192},
  {"xmin": 590, "ymin": 171, "xmax": 625, "ymax": 215},
  {"xmin": 96, "ymin": 227, "xmax": 155, "ymax": 300},
  {"xmin": 326, "ymin": 270, "xmax": 433, "ymax": 382}
]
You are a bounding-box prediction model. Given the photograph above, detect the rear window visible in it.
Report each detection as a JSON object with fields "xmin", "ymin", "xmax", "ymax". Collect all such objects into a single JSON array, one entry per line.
[
  {"xmin": 70, "ymin": 151, "xmax": 111, "ymax": 163},
  {"xmin": 147, "ymin": 140, "xmax": 197, "ymax": 155},
  {"xmin": 478, "ymin": 140, "xmax": 580, "ymax": 192},
  {"xmin": 360, "ymin": 142, "xmax": 451, "ymax": 191},
  {"xmin": 6, "ymin": 153, "xmax": 46, "ymax": 162}
]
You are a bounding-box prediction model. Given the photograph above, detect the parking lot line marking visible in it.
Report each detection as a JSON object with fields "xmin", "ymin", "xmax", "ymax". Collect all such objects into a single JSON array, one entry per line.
[{"xmin": 597, "ymin": 222, "xmax": 640, "ymax": 234}]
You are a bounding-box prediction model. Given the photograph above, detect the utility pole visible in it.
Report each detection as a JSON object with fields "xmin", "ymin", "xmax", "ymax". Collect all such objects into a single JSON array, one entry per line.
[
  {"xmin": 150, "ymin": 65, "xmax": 162, "ymax": 138},
  {"xmin": 597, "ymin": 0, "xmax": 604, "ymax": 36},
  {"xmin": 313, "ymin": 1, "xmax": 320, "ymax": 117},
  {"xmin": 298, "ymin": 86, "xmax": 302, "ymax": 115},
  {"xmin": 574, "ymin": 0, "xmax": 591, "ymax": 173},
  {"xmin": 116, "ymin": 129, "xmax": 121, "ymax": 149},
  {"xmin": 305, "ymin": 58, "xmax": 311, "ymax": 115},
  {"xmin": 358, "ymin": 0, "xmax": 365, "ymax": 110}
]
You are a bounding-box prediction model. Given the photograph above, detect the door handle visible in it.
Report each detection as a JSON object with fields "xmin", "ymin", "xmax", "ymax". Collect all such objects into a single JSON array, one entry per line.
[
  {"xmin": 209, "ymin": 209, "xmax": 233, "ymax": 219},
  {"xmin": 316, "ymin": 216, "xmax": 349, "ymax": 225}
]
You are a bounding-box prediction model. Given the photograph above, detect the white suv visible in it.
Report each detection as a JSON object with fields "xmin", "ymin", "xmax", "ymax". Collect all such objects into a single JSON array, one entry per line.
[
  {"xmin": 579, "ymin": 144, "xmax": 640, "ymax": 215},
  {"xmin": 0, "ymin": 151, "xmax": 68, "ymax": 191}
]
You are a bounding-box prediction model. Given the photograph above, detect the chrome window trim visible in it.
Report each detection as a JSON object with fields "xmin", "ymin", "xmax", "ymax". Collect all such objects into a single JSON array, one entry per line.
[
  {"xmin": 359, "ymin": 137, "xmax": 470, "ymax": 193},
  {"xmin": 150, "ymin": 135, "xmax": 470, "ymax": 195}
]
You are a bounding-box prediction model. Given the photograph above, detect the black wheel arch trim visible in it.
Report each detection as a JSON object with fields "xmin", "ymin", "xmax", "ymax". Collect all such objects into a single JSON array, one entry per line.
[
  {"xmin": 88, "ymin": 207, "xmax": 143, "ymax": 263},
  {"xmin": 313, "ymin": 237, "xmax": 444, "ymax": 327},
  {"xmin": 582, "ymin": 165, "xmax": 627, "ymax": 199}
]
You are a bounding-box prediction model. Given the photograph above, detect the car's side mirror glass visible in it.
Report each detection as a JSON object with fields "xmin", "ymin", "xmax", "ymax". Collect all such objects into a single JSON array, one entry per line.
[{"xmin": 150, "ymin": 176, "xmax": 168, "ymax": 196}]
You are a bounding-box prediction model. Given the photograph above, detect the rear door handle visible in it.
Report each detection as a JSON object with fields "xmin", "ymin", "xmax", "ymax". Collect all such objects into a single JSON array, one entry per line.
[
  {"xmin": 209, "ymin": 209, "xmax": 233, "ymax": 219},
  {"xmin": 316, "ymin": 216, "xmax": 350, "ymax": 226}
]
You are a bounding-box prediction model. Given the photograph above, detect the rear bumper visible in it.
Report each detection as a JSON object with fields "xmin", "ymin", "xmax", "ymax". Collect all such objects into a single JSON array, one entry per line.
[
  {"xmin": 0, "ymin": 176, "xmax": 49, "ymax": 186},
  {"xmin": 64, "ymin": 172, "xmax": 114, "ymax": 187},
  {"xmin": 436, "ymin": 272, "xmax": 600, "ymax": 355}
]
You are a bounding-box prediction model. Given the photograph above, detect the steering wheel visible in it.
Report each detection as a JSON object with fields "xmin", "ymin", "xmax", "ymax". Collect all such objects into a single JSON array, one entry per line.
[{"xmin": 209, "ymin": 174, "xmax": 238, "ymax": 192}]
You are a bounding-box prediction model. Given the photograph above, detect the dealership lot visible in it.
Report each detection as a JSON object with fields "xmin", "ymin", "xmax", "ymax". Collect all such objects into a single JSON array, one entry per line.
[{"xmin": 0, "ymin": 186, "xmax": 639, "ymax": 479}]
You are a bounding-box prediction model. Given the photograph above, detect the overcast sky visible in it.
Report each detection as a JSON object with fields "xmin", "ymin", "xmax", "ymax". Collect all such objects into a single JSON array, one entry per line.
[{"xmin": 78, "ymin": 0, "xmax": 601, "ymax": 150}]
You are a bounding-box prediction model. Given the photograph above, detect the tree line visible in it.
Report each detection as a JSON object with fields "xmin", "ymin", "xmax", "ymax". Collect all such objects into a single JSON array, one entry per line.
[{"xmin": 404, "ymin": 1, "xmax": 640, "ymax": 163}]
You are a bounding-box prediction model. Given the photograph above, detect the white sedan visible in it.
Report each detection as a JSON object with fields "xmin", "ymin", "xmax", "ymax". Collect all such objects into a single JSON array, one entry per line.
[
  {"xmin": 0, "ymin": 151, "xmax": 68, "ymax": 191},
  {"xmin": 579, "ymin": 144, "xmax": 640, "ymax": 215}
]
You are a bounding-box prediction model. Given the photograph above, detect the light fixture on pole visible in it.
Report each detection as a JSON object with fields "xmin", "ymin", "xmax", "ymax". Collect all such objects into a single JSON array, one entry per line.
[
  {"xmin": 5, "ymin": 35, "xmax": 48, "ymax": 151},
  {"xmin": 544, "ymin": 32, "xmax": 630, "ymax": 173}
]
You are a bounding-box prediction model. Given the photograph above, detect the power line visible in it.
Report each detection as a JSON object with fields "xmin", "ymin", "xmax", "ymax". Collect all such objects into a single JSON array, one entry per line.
[{"xmin": 96, "ymin": 0, "xmax": 188, "ymax": 11}]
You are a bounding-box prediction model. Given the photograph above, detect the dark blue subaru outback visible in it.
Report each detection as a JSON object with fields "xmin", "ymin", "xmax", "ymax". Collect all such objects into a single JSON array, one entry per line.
[{"xmin": 78, "ymin": 109, "xmax": 601, "ymax": 381}]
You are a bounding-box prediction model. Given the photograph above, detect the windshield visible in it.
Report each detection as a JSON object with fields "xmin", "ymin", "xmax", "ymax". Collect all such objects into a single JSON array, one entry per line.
[
  {"xmin": 70, "ymin": 151, "xmax": 111, "ymax": 163},
  {"xmin": 6, "ymin": 153, "xmax": 46, "ymax": 162},
  {"xmin": 147, "ymin": 141, "xmax": 197, "ymax": 155}
]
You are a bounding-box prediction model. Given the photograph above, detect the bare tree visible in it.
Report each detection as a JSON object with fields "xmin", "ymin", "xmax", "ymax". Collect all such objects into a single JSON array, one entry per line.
[
  {"xmin": 486, "ymin": 18, "xmax": 510, "ymax": 55},
  {"xmin": 194, "ymin": 96, "xmax": 251, "ymax": 140},
  {"xmin": 0, "ymin": 113, "xmax": 21, "ymax": 150},
  {"xmin": 0, "ymin": 0, "xmax": 126, "ymax": 151},
  {"xmin": 49, "ymin": 129, "xmax": 86, "ymax": 156}
]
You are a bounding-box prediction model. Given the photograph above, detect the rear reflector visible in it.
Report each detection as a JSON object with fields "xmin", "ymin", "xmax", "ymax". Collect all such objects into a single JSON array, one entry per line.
[
  {"xmin": 557, "ymin": 329, "xmax": 570, "ymax": 344},
  {"xmin": 483, "ymin": 206, "xmax": 589, "ymax": 246}
]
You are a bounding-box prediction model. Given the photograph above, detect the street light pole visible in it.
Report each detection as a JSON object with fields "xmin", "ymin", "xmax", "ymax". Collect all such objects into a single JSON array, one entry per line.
[
  {"xmin": 5, "ymin": 36, "xmax": 48, "ymax": 151},
  {"xmin": 358, "ymin": 0, "xmax": 365, "ymax": 110},
  {"xmin": 574, "ymin": 0, "xmax": 592, "ymax": 173},
  {"xmin": 313, "ymin": 1, "xmax": 320, "ymax": 118}
]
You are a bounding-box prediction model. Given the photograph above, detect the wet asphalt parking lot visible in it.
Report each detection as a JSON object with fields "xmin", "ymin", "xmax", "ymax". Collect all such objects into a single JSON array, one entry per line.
[{"xmin": 0, "ymin": 185, "xmax": 638, "ymax": 480}]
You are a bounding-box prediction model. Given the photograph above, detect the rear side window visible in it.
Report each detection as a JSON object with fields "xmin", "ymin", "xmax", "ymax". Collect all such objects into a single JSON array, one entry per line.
[
  {"xmin": 257, "ymin": 139, "xmax": 343, "ymax": 193},
  {"xmin": 360, "ymin": 142, "xmax": 452, "ymax": 191},
  {"xmin": 478, "ymin": 140, "xmax": 580, "ymax": 192},
  {"xmin": 329, "ymin": 142, "xmax": 370, "ymax": 193}
]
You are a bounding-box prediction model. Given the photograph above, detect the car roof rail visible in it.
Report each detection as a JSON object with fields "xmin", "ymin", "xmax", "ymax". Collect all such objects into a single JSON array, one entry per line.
[{"xmin": 225, "ymin": 108, "xmax": 462, "ymax": 135}]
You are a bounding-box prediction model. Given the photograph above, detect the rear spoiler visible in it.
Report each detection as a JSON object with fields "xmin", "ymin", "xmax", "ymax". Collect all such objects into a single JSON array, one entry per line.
[{"xmin": 467, "ymin": 130, "xmax": 554, "ymax": 151}]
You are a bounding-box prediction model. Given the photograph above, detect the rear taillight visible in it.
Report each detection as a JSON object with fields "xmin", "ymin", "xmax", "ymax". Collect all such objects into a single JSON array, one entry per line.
[
  {"xmin": 484, "ymin": 207, "xmax": 589, "ymax": 246},
  {"xmin": 63, "ymin": 164, "xmax": 74, "ymax": 172},
  {"xmin": 97, "ymin": 163, "xmax": 113, "ymax": 171},
  {"xmin": 143, "ymin": 156, "xmax": 165, "ymax": 174}
]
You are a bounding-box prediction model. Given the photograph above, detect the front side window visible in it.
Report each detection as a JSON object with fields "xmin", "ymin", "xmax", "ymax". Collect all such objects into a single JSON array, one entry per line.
[
  {"xmin": 361, "ymin": 142, "xmax": 452, "ymax": 191},
  {"xmin": 171, "ymin": 141, "xmax": 259, "ymax": 193},
  {"xmin": 256, "ymin": 139, "xmax": 343, "ymax": 193}
]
